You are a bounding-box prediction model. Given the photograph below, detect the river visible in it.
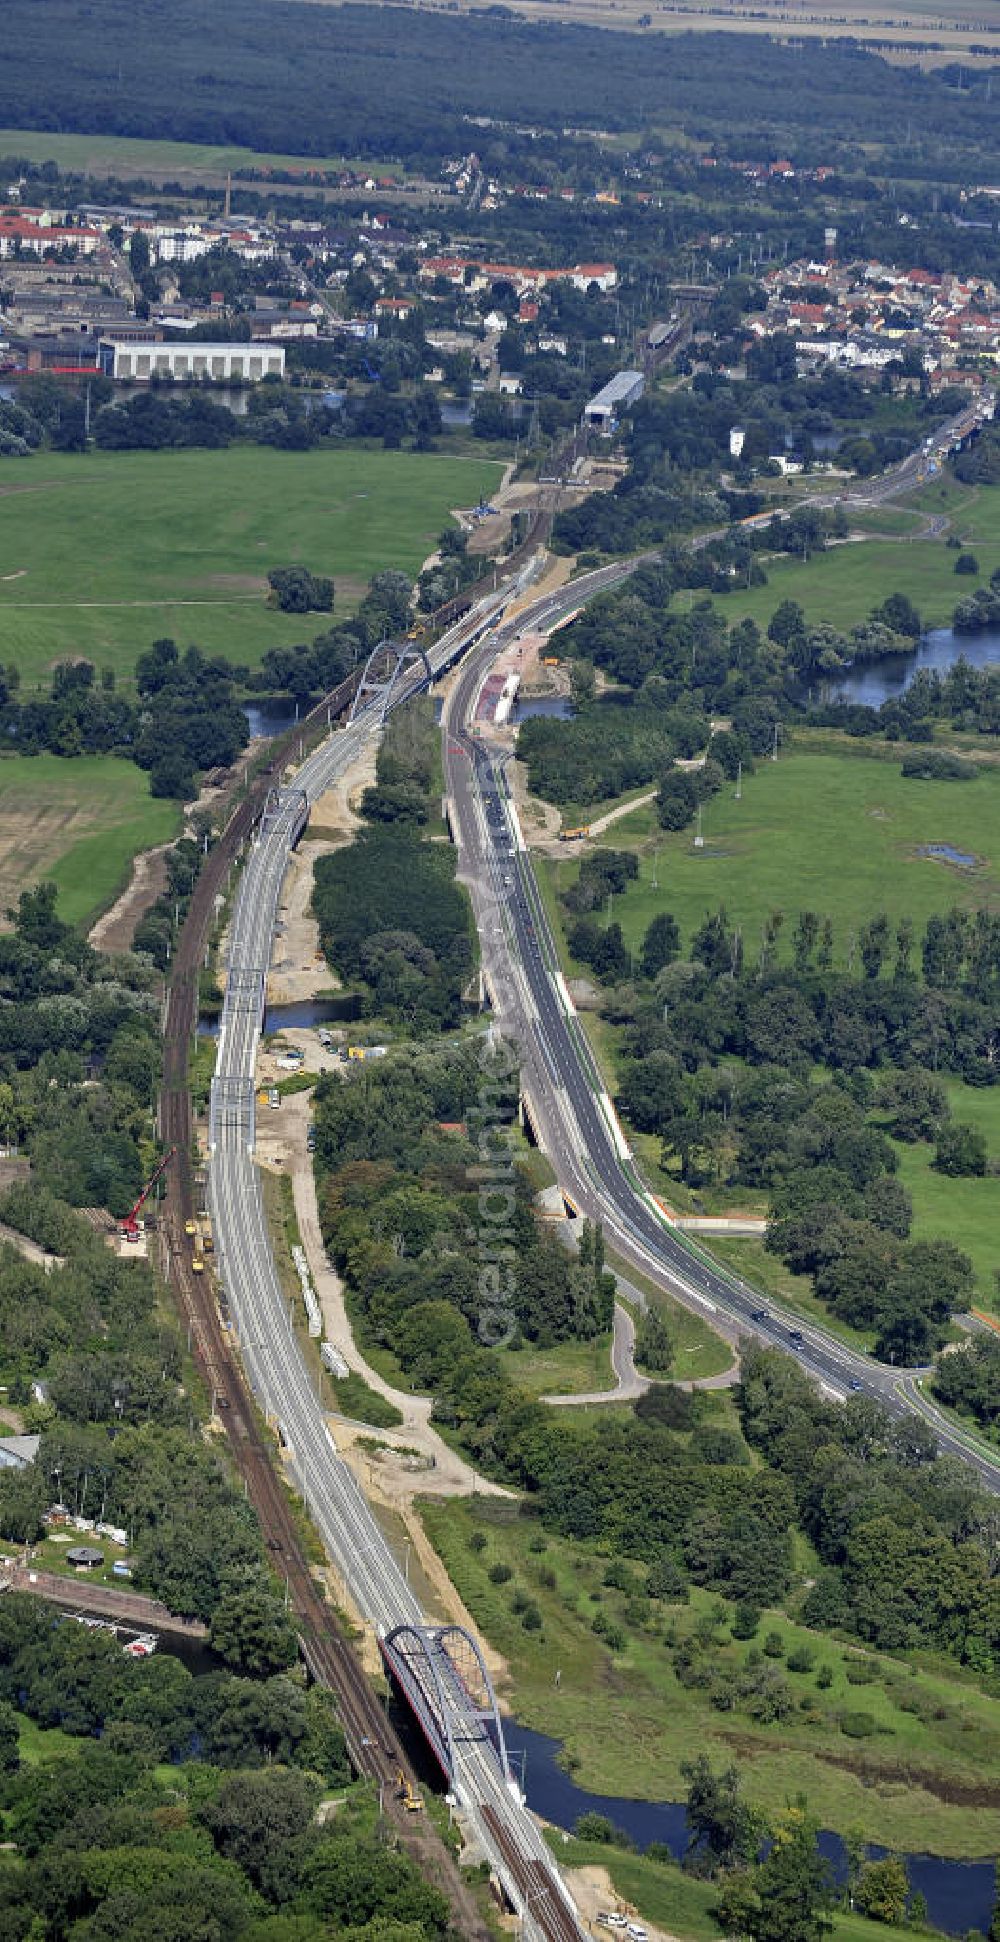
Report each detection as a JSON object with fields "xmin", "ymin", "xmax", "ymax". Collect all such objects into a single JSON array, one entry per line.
[
  {"xmin": 823, "ymin": 624, "xmax": 1000, "ymax": 709},
  {"xmin": 503, "ymin": 1720, "xmax": 996, "ymax": 1935}
]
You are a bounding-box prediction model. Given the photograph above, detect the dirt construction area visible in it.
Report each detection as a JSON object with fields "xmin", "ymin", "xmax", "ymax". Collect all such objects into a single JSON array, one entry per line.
[{"xmin": 267, "ymin": 737, "xmax": 377, "ymax": 1005}]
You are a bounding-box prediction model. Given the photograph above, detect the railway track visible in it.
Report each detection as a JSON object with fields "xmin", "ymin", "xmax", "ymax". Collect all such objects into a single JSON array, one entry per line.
[{"xmin": 157, "ymin": 699, "xmax": 495, "ymax": 1942}]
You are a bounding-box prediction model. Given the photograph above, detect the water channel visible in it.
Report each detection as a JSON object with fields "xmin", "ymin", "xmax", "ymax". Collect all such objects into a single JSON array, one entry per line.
[{"xmin": 503, "ymin": 1720, "xmax": 996, "ymax": 1935}]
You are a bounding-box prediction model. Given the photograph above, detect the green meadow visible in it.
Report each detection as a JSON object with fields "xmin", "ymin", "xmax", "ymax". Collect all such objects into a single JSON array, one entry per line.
[
  {"xmin": 0, "ymin": 446, "xmax": 504, "ymax": 689},
  {"xmin": 675, "ymin": 478, "xmax": 1000, "ymax": 635},
  {"xmin": 0, "ymin": 128, "xmax": 403, "ymax": 178},
  {"xmin": 579, "ymin": 744, "xmax": 1000, "ymax": 970},
  {"xmin": 421, "ymin": 1492, "xmax": 1000, "ymax": 1859}
]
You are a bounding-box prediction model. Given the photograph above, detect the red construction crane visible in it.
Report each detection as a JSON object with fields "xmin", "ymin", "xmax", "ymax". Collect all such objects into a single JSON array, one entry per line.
[{"xmin": 119, "ymin": 1147, "xmax": 176, "ymax": 1240}]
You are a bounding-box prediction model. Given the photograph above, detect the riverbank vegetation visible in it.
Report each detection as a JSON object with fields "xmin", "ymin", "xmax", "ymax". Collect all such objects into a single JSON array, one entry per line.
[
  {"xmin": 418, "ymin": 1393, "xmax": 1000, "ymax": 1860},
  {"xmin": 529, "ymin": 737, "xmax": 1000, "ymax": 1315}
]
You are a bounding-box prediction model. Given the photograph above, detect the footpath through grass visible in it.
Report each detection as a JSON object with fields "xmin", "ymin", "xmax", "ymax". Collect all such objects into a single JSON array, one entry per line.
[
  {"xmin": 0, "ymin": 446, "xmax": 504, "ymax": 689},
  {"xmin": 421, "ymin": 1494, "xmax": 1000, "ymax": 1860},
  {"xmin": 0, "ymin": 753, "xmax": 179, "ymax": 928}
]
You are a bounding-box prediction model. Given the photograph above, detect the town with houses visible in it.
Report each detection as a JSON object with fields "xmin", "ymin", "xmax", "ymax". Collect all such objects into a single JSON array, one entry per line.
[{"xmin": 2, "ymin": 169, "xmax": 1000, "ymax": 407}]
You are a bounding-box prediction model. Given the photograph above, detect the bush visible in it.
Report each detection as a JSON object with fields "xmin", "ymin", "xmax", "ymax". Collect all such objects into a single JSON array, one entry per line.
[
  {"xmin": 816, "ymin": 1665, "xmax": 834, "ymax": 1690},
  {"xmin": 900, "ymin": 750, "xmax": 977, "ymax": 781},
  {"xmin": 934, "ymin": 1122, "xmax": 989, "ymax": 1178},
  {"xmin": 763, "ymin": 1631, "xmax": 785, "ymax": 1659},
  {"xmin": 787, "ymin": 1644, "xmax": 816, "ymax": 1673},
  {"xmin": 954, "ymin": 552, "xmax": 980, "ymax": 576},
  {"xmin": 268, "ymin": 565, "xmax": 335, "ymax": 613},
  {"xmin": 648, "ymin": 1557, "xmax": 690, "ymax": 1602},
  {"xmin": 469, "ymin": 1530, "xmax": 487, "ymax": 1553},
  {"xmin": 522, "ymin": 1603, "xmax": 543, "ymax": 1631},
  {"xmin": 488, "ymin": 1561, "xmax": 513, "ymax": 1585},
  {"xmin": 840, "ymin": 1710, "xmax": 878, "ymax": 1738},
  {"xmin": 732, "ymin": 1602, "xmax": 761, "ymax": 1640},
  {"xmin": 844, "ymin": 1659, "xmax": 876, "ymax": 1685},
  {"xmin": 575, "ymin": 1813, "xmax": 633, "ymax": 1848}
]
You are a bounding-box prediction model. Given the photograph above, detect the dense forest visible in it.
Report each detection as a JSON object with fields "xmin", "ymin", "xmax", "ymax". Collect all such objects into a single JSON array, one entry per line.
[
  {"xmin": 2, "ymin": 0, "xmax": 999, "ymax": 173},
  {"xmin": 0, "ymin": 883, "xmax": 164, "ymax": 1212},
  {"xmin": 0, "ymin": 1594, "xmax": 454, "ymax": 1942}
]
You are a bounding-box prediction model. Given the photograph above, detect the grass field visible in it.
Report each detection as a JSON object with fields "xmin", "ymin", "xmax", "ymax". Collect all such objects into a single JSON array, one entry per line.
[
  {"xmin": 15, "ymin": 1712, "xmax": 84, "ymax": 1766},
  {"xmin": 571, "ymin": 744, "xmax": 1000, "ymax": 969},
  {"xmin": 546, "ymin": 1834, "xmax": 949, "ymax": 1942},
  {"xmin": 498, "ymin": 1332, "xmax": 615, "ymax": 1398},
  {"xmin": 0, "ymin": 753, "xmax": 179, "ymax": 928},
  {"xmin": 421, "ymin": 1493, "xmax": 1000, "ymax": 1858},
  {"xmin": 674, "ymin": 480, "xmax": 1000, "ymax": 637},
  {"xmin": 888, "ymin": 1078, "xmax": 1000, "ymax": 1303},
  {"xmin": 0, "ymin": 447, "xmax": 505, "ymax": 689},
  {"xmin": 0, "ymin": 128, "xmax": 403, "ymax": 179}
]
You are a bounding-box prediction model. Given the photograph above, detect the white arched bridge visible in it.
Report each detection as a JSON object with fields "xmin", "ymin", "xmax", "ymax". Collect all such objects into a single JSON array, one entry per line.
[{"xmin": 380, "ymin": 1622, "xmax": 512, "ymax": 1786}]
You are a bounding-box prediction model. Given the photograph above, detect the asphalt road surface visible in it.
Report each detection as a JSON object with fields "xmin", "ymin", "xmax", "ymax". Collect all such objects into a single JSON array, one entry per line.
[
  {"xmin": 207, "ymin": 578, "xmax": 590, "ymax": 1942},
  {"xmin": 441, "ymin": 563, "xmax": 1000, "ymax": 1498}
]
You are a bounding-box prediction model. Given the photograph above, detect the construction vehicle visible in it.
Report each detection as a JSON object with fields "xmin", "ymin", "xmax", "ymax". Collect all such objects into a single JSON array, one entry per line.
[
  {"xmin": 559, "ymin": 825, "xmax": 590, "ymax": 842},
  {"xmin": 200, "ymin": 1216, "xmax": 214, "ymax": 1255},
  {"xmin": 184, "ymin": 1218, "xmax": 198, "ymax": 1238},
  {"xmin": 396, "ymin": 1769, "xmax": 423, "ymax": 1812},
  {"xmin": 119, "ymin": 1148, "xmax": 176, "ymax": 1241}
]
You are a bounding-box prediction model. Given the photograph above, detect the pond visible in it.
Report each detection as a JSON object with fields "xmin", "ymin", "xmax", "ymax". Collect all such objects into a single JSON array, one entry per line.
[
  {"xmin": 243, "ymin": 696, "xmax": 303, "ymax": 739},
  {"xmin": 826, "ymin": 624, "xmax": 1000, "ymax": 708},
  {"xmin": 920, "ymin": 843, "xmax": 977, "ymax": 869},
  {"xmin": 503, "ymin": 1720, "xmax": 996, "ymax": 1936},
  {"xmin": 512, "ymin": 695, "xmax": 575, "ymax": 723}
]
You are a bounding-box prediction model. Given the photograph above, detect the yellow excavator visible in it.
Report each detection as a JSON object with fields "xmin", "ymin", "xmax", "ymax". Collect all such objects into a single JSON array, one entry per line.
[{"xmin": 396, "ymin": 1769, "xmax": 423, "ymax": 1812}]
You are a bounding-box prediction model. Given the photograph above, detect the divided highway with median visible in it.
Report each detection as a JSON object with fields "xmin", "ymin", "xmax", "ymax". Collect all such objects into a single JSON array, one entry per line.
[{"xmin": 207, "ymin": 577, "xmax": 589, "ymax": 1942}]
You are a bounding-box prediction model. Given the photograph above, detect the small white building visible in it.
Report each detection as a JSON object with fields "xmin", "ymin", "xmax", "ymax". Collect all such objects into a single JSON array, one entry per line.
[{"xmin": 98, "ymin": 340, "xmax": 286, "ymax": 383}]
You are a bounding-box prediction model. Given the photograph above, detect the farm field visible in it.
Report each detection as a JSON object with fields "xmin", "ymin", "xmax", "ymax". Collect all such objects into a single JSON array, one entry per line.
[
  {"xmin": 0, "ymin": 127, "xmax": 404, "ymax": 179},
  {"xmin": 0, "ymin": 446, "xmax": 504, "ymax": 689},
  {"xmin": 0, "ymin": 754, "xmax": 179, "ymax": 928},
  {"xmin": 674, "ymin": 480, "xmax": 1000, "ymax": 637},
  {"xmin": 421, "ymin": 1492, "xmax": 1000, "ymax": 1858},
  {"xmin": 568, "ymin": 745, "xmax": 1000, "ymax": 971}
]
